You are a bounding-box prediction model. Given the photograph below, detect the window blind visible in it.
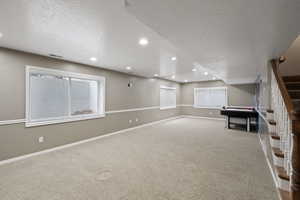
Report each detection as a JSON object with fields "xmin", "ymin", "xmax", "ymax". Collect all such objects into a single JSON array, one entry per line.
[
  {"xmin": 26, "ymin": 66, "xmax": 105, "ymax": 127},
  {"xmin": 194, "ymin": 87, "xmax": 227, "ymax": 108},
  {"xmin": 160, "ymin": 86, "xmax": 176, "ymax": 109}
]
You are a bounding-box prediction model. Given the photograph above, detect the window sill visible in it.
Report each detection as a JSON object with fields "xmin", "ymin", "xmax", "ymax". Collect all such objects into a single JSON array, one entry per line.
[
  {"xmin": 160, "ymin": 106, "xmax": 177, "ymax": 110},
  {"xmin": 26, "ymin": 114, "xmax": 106, "ymax": 127}
]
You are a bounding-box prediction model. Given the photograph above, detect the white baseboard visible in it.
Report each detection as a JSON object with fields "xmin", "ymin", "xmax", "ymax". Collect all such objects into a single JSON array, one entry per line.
[
  {"xmin": 273, "ymin": 152, "xmax": 284, "ymax": 167},
  {"xmin": 258, "ymin": 136, "xmax": 279, "ymax": 186},
  {"xmin": 0, "ymin": 116, "xmax": 183, "ymax": 166},
  {"xmin": 278, "ymin": 177, "xmax": 290, "ymax": 192},
  {"xmin": 257, "ymin": 110, "xmax": 283, "ymax": 200},
  {"xmin": 181, "ymin": 115, "xmax": 225, "ymax": 121},
  {"xmin": 0, "ymin": 119, "xmax": 25, "ymax": 125},
  {"xmin": 270, "ymin": 136, "xmax": 280, "ymax": 148},
  {"xmin": 258, "ymin": 135, "xmax": 281, "ymax": 200},
  {"xmin": 266, "ymin": 112, "xmax": 274, "ymax": 121},
  {"xmin": 268, "ymin": 124, "xmax": 276, "ymax": 133}
]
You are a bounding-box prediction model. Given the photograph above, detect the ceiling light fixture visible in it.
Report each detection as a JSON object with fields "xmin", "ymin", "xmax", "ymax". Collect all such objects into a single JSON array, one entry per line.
[
  {"xmin": 192, "ymin": 68, "xmax": 197, "ymax": 72},
  {"xmin": 171, "ymin": 75, "xmax": 175, "ymax": 79},
  {"xmin": 204, "ymin": 72, "xmax": 209, "ymax": 76},
  {"xmin": 0, "ymin": 32, "xmax": 3, "ymax": 38},
  {"xmin": 171, "ymin": 57, "xmax": 177, "ymax": 61},
  {"xmin": 184, "ymin": 80, "xmax": 188, "ymax": 83},
  {"xmin": 90, "ymin": 57, "xmax": 97, "ymax": 62},
  {"xmin": 139, "ymin": 38, "xmax": 149, "ymax": 46},
  {"xmin": 154, "ymin": 74, "xmax": 159, "ymax": 77},
  {"xmin": 126, "ymin": 66, "xmax": 132, "ymax": 70},
  {"xmin": 212, "ymin": 77, "xmax": 216, "ymax": 80}
]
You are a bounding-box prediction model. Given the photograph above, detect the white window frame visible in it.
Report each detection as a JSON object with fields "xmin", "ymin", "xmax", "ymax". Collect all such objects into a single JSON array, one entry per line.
[
  {"xmin": 193, "ymin": 87, "xmax": 228, "ymax": 109},
  {"xmin": 160, "ymin": 86, "xmax": 177, "ymax": 110},
  {"xmin": 26, "ymin": 66, "xmax": 106, "ymax": 127}
]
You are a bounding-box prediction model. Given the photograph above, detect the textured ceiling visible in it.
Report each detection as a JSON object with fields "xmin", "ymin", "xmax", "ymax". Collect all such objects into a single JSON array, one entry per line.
[
  {"xmin": 126, "ymin": 0, "xmax": 300, "ymax": 83},
  {"xmin": 0, "ymin": 0, "xmax": 300, "ymax": 83}
]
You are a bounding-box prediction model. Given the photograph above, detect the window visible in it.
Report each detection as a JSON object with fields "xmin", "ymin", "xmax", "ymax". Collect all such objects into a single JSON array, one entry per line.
[
  {"xmin": 160, "ymin": 86, "xmax": 176, "ymax": 109},
  {"xmin": 70, "ymin": 78, "xmax": 99, "ymax": 116},
  {"xmin": 26, "ymin": 66, "xmax": 105, "ymax": 127},
  {"xmin": 194, "ymin": 87, "xmax": 227, "ymax": 108}
]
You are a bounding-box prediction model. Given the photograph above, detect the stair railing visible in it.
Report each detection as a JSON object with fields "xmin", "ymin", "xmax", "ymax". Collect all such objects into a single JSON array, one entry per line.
[
  {"xmin": 270, "ymin": 59, "xmax": 300, "ymax": 199},
  {"xmin": 271, "ymin": 66, "xmax": 293, "ymax": 176}
]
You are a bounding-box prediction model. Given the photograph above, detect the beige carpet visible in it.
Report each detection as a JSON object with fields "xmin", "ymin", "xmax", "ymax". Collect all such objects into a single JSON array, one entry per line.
[{"xmin": 0, "ymin": 118, "xmax": 278, "ymax": 200}]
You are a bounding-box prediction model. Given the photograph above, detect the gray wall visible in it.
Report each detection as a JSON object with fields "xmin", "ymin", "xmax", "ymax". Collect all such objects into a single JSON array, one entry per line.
[
  {"xmin": 181, "ymin": 81, "xmax": 256, "ymax": 118},
  {"xmin": 0, "ymin": 47, "xmax": 257, "ymax": 161},
  {"xmin": 0, "ymin": 48, "xmax": 181, "ymax": 161},
  {"xmin": 0, "ymin": 48, "xmax": 181, "ymax": 121}
]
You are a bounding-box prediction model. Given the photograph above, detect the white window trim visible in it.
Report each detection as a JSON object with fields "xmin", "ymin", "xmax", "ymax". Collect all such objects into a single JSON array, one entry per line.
[
  {"xmin": 160, "ymin": 86, "xmax": 177, "ymax": 110},
  {"xmin": 193, "ymin": 86, "xmax": 228, "ymax": 109},
  {"xmin": 26, "ymin": 66, "xmax": 106, "ymax": 127}
]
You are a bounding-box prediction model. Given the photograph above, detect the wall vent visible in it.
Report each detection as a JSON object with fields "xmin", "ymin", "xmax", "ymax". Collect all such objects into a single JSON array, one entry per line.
[{"xmin": 49, "ymin": 54, "xmax": 63, "ymax": 59}]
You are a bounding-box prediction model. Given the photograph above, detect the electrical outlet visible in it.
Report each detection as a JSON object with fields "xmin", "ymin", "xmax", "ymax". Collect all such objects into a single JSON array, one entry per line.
[
  {"xmin": 135, "ymin": 118, "xmax": 139, "ymax": 122},
  {"xmin": 129, "ymin": 119, "xmax": 132, "ymax": 123},
  {"xmin": 38, "ymin": 136, "xmax": 44, "ymax": 143}
]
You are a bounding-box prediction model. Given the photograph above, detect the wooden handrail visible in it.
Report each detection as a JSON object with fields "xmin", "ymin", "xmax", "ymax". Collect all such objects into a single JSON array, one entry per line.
[{"xmin": 271, "ymin": 59, "xmax": 299, "ymax": 120}]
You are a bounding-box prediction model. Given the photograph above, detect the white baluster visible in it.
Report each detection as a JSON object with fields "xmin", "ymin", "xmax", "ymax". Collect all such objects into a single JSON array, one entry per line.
[{"xmin": 270, "ymin": 70, "xmax": 293, "ymax": 183}]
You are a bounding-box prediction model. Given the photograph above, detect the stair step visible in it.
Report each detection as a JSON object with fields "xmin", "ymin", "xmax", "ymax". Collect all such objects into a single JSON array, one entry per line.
[
  {"xmin": 288, "ymin": 91, "xmax": 300, "ymax": 99},
  {"xmin": 285, "ymin": 81, "xmax": 300, "ymax": 84},
  {"xmin": 283, "ymin": 75, "xmax": 300, "ymax": 82},
  {"xmin": 270, "ymin": 133, "xmax": 280, "ymax": 140},
  {"xmin": 291, "ymin": 100, "xmax": 300, "ymax": 114},
  {"xmin": 276, "ymin": 166, "xmax": 290, "ymax": 181},
  {"xmin": 285, "ymin": 82, "xmax": 300, "ymax": 90},
  {"xmin": 266, "ymin": 109, "xmax": 274, "ymax": 113},
  {"xmin": 292, "ymin": 99, "xmax": 300, "ymax": 105},
  {"xmin": 270, "ymin": 132, "xmax": 280, "ymax": 148},
  {"xmin": 279, "ymin": 189, "xmax": 291, "ymax": 200},
  {"xmin": 269, "ymin": 120, "xmax": 277, "ymax": 125},
  {"xmin": 273, "ymin": 147, "xmax": 284, "ymax": 158},
  {"xmin": 288, "ymin": 89, "xmax": 300, "ymax": 92},
  {"xmin": 271, "ymin": 135, "xmax": 280, "ymax": 140}
]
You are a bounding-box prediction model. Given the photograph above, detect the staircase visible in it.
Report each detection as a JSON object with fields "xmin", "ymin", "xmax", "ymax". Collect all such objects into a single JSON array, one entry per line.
[
  {"xmin": 267, "ymin": 60, "xmax": 300, "ymax": 200},
  {"xmin": 283, "ymin": 76, "xmax": 300, "ymax": 111}
]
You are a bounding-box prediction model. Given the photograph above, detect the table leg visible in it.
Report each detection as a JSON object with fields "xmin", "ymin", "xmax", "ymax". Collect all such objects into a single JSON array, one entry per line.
[
  {"xmin": 227, "ymin": 116, "xmax": 230, "ymax": 129},
  {"xmin": 247, "ymin": 117, "xmax": 250, "ymax": 132}
]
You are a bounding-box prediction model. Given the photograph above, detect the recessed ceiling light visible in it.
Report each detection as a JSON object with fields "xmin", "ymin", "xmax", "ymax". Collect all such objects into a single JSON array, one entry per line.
[
  {"xmin": 90, "ymin": 57, "xmax": 97, "ymax": 62},
  {"xmin": 184, "ymin": 80, "xmax": 188, "ymax": 82},
  {"xmin": 139, "ymin": 38, "xmax": 149, "ymax": 46},
  {"xmin": 171, "ymin": 57, "xmax": 177, "ymax": 61},
  {"xmin": 204, "ymin": 72, "xmax": 209, "ymax": 76},
  {"xmin": 126, "ymin": 66, "xmax": 132, "ymax": 70},
  {"xmin": 0, "ymin": 32, "xmax": 3, "ymax": 38},
  {"xmin": 212, "ymin": 77, "xmax": 216, "ymax": 80},
  {"xmin": 192, "ymin": 68, "xmax": 197, "ymax": 72},
  {"xmin": 154, "ymin": 74, "xmax": 159, "ymax": 77},
  {"xmin": 171, "ymin": 75, "xmax": 175, "ymax": 79}
]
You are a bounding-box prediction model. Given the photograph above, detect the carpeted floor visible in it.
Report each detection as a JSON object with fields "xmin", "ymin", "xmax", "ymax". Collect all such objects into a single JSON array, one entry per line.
[{"xmin": 0, "ymin": 118, "xmax": 278, "ymax": 200}]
